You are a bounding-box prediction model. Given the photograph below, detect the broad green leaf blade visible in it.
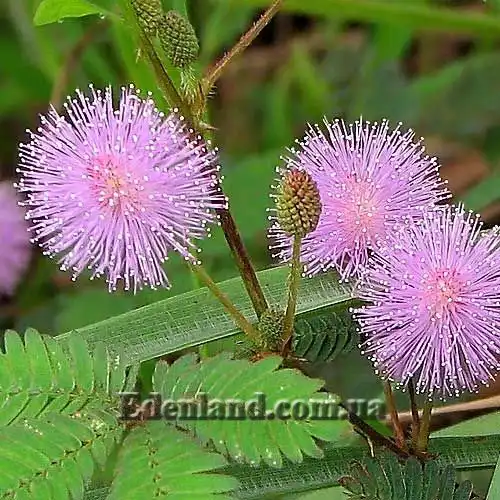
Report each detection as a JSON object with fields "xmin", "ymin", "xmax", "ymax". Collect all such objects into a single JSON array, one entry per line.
[
  {"xmin": 487, "ymin": 456, "xmax": 500, "ymax": 500},
  {"xmin": 56, "ymin": 266, "xmax": 353, "ymax": 364},
  {"xmin": 288, "ymin": 486, "xmax": 346, "ymax": 499},
  {"xmin": 221, "ymin": 0, "xmax": 500, "ymax": 38},
  {"xmin": 73, "ymin": 435, "xmax": 500, "ymax": 499},
  {"xmin": 34, "ymin": 0, "xmax": 109, "ymax": 26},
  {"xmin": 432, "ymin": 411, "xmax": 500, "ymax": 438}
]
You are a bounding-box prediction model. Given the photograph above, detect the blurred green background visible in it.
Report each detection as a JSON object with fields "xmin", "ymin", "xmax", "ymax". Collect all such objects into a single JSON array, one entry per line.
[{"xmin": 2, "ymin": 0, "xmax": 500, "ymax": 360}]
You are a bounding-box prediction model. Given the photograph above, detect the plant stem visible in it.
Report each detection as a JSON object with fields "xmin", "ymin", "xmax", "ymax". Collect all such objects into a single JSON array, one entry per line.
[
  {"xmin": 408, "ymin": 379, "xmax": 421, "ymax": 448},
  {"xmin": 189, "ymin": 263, "xmax": 260, "ymax": 341},
  {"xmin": 416, "ymin": 399, "xmax": 433, "ymax": 453},
  {"xmin": 218, "ymin": 210, "xmax": 269, "ymax": 316},
  {"xmin": 120, "ymin": 0, "xmax": 194, "ymax": 122},
  {"xmin": 383, "ymin": 381, "xmax": 407, "ymax": 450},
  {"xmin": 201, "ymin": 0, "xmax": 283, "ymax": 98},
  {"xmin": 121, "ymin": 0, "xmax": 268, "ymax": 318},
  {"xmin": 339, "ymin": 402, "xmax": 410, "ymax": 459},
  {"xmin": 281, "ymin": 236, "xmax": 302, "ymax": 355}
]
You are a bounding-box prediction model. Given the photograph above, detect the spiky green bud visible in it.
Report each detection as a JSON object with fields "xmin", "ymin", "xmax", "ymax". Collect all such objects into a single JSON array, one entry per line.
[
  {"xmin": 131, "ymin": 0, "xmax": 163, "ymax": 36},
  {"xmin": 276, "ymin": 169, "xmax": 322, "ymax": 238},
  {"xmin": 256, "ymin": 308, "xmax": 285, "ymax": 352},
  {"xmin": 159, "ymin": 10, "xmax": 199, "ymax": 68}
]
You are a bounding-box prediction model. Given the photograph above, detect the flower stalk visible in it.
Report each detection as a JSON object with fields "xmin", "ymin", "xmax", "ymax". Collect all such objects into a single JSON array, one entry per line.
[
  {"xmin": 408, "ymin": 379, "xmax": 421, "ymax": 448},
  {"xmin": 122, "ymin": 0, "xmax": 268, "ymax": 317},
  {"xmin": 416, "ymin": 399, "xmax": 433, "ymax": 452},
  {"xmin": 383, "ymin": 381, "xmax": 407, "ymax": 450},
  {"xmin": 282, "ymin": 236, "xmax": 302, "ymax": 355},
  {"xmin": 189, "ymin": 263, "xmax": 261, "ymax": 341}
]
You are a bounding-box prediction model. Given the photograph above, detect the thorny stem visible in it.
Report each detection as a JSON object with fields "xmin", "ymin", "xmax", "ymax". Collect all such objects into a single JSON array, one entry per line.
[
  {"xmin": 383, "ymin": 381, "xmax": 407, "ymax": 451},
  {"xmin": 416, "ymin": 399, "xmax": 433, "ymax": 452},
  {"xmin": 281, "ymin": 236, "xmax": 302, "ymax": 355},
  {"xmin": 189, "ymin": 263, "xmax": 260, "ymax": 341},
  {"xmin": 408, "ymin": 379, "xmax": 421, "ymax": 448},
  {"xmin": 201, "ymin": 0, "xmax": 283, "ymax": 99},
  {"xmin": 123, "ymin": 0, "xmax": 269, "ymax": 317}
]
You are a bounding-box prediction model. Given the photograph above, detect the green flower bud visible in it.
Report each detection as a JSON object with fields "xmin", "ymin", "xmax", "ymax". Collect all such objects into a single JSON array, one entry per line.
[
  {"xmin": 276, "ymin": 169, "xmax": 322, "ymax": 238},
  {"xmin": 131, "ymin": 0, "xmax": 163, "ymax": 36},
  {"xmin": 159, "ymin": 10, "xmax": 199, "ymax": 68}
]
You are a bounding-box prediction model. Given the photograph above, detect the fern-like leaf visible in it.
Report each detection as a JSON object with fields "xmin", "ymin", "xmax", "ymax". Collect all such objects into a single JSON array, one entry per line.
[
  {"xmin": 0, "ymin": 329, "xmax": 138, "ymax": 426},
  {"xmin": 152, "ymin": 352, "xmax": 343, "ymax": 467},
  {"xmin": 0, "ymin": 329, "xmax": 138, "ymax": 498},
  {"xmin": 339, "ymin": 453, "xmax": 477, "ymax": 499},
  {"xmin": 292, "ymin": 309, "xmax": 357, "ymax": 362},
  {"xmin": 0, "ymin": 410, "xmax": 119, "ymax": 498},
  {"xmin": 107, "ymin": 421, "xmax": 238, "ymax": 499}
]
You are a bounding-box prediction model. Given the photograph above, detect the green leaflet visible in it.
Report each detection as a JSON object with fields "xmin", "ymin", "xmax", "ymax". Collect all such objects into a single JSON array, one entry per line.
[
  {"xmin": 339, "ymin": 453, "xmax": 474, "ymax": 500},
  {"xmin": 0, "ymin": 329, "xmax": 135, "ymax": 497},
  {"xmin": 56, "ymin": 266, "xmax": 354, "ymax": 364},
  {"xmin": 151, "ymin": 352, "xmax": 346, "ymax": 467},
  {"xmin": 293, "ymin": 309, "xmax": 358, "ymax": 362},
  {"xmin": 33, "ymin": 0, "xmax": 115, "ymax": 26},
  {"xmin": 0, "ymin": 411, "xmax": 120, "ymax": 498},
  {"xmin": 108, "ymin": 421, "xmax": 238, "ymax": 499},
  {"xmin": 0, "ymin": 329, "xmax": 138, "ymax": 426}
]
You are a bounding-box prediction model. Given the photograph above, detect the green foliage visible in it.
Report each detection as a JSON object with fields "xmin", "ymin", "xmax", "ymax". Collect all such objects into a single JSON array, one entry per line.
[
  {"xmin": 225, "ymin": 0, "xmax": 500, "ymax": 38},
  {"xmin": 0, "ymin": 413, "xmax": 111, "ymax": 498},
  {"xmin": 0, "ymin": 329, "xmax": 138, "ymax": 498},
  {"xmin": 293, "ymin": 309, "xmax": 357, "ymax": 363},
  {"xmin": 152, "ymin": 352, "xmax": 344, "ymax": 467},
  {"xmin": 55, "ymin": 266, "xmax": 354, "ymax": 365},
  {"xmin": 0, "ymin": 329, "xmax": 138, "ymax": 426},
  {"xmin": 487, "ymin": 456, "xmax": 500, "ymax": 500},
  {"xmin": 33, "ymin": 0, "xmax": 113, "ymax": 25},
  {"xmin": 65, "ymin": 434, "xmax": 500, "ymax": 499},
  {"xmin": 339, "ymin": 453, "xmax": 476, "ymax": 500},
  {"xmin": 108, "ymin": 420, "xmax": 238, "ymax": 499},
  {"xmin": 432, "ymin": 412, "xmax": 500, "ymax": 439},
  {"xmin": 4, "ymin": 0, "xmax": 500, "ymax": 498}
]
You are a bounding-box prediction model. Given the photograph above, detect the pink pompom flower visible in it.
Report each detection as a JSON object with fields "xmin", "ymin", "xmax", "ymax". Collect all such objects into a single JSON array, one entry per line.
[
  {"xmin": 17, "ymin": 85, "xmax": 226, "ymax": 292},
  {"xmin": 0, "ymin": 182, "xmax": 30, "ymax": 295},
  {"xmin": 354, "ymin": 205, "xmax": 500, "ymax": 398},
  {"xmin": 269, "ymin": 118, "xmax": 449, "ymax": 280}
]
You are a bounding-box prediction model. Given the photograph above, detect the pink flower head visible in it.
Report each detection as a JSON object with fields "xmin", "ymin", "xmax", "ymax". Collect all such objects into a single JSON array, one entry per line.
[
  {"xmin": 0, "ymin": 182, "xmax": 30, "ymax": 295},
  {"xmin": 354, "ymin": 205, "xmax": 500, "ymax": 398},
  {"xmin": 269, "ymin": 118, "xmax": 449, "ymax": 280},
  {"xmin": 17, "ymin": 85, "xmax": 226, "ymax": 292}
]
